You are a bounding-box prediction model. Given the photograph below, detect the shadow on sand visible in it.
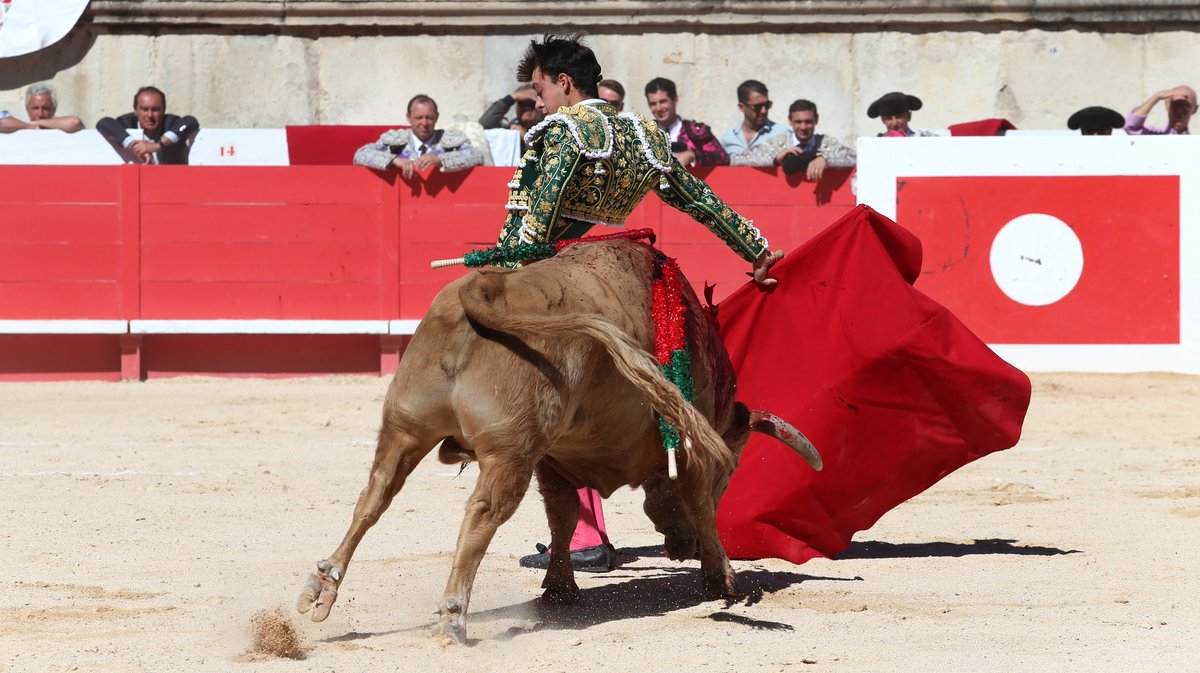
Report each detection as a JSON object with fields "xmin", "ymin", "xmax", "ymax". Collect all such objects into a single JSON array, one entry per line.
[
  {"xmin": 837, "ymin": 538, "xmax": 1079, "ymax": 560},
  {"xmin": 319, "ymin": 538, "xmax": 1077, "ymax": 645}
]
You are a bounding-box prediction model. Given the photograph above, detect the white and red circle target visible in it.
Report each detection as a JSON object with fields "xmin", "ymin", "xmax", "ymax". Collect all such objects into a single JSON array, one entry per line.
[{"xmin": 989, "ymin": 213, "xmax": 1084, "ymax": 307}]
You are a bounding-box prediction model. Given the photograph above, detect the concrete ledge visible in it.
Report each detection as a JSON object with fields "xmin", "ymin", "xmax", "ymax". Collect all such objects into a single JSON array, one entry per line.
[
  {"xmin": 389, "ymin": 319, "xmax": 421, "ymax": 335},
  {"xmin": 0, "ymin": 320, "xmax": 129, "ymax": 334},
  {"xmin": 129, "ymin": 319, "xmax": 390, "ymax": 334},
  {"xmin": 85, "ymin": 0, "xmax": 1200, "ymax": 30}
]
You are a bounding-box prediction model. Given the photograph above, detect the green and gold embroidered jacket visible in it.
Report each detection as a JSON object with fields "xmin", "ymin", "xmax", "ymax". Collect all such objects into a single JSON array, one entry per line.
[{"xmin": 496, "ymin": 102, "xmax": 767, "ymax": 262}]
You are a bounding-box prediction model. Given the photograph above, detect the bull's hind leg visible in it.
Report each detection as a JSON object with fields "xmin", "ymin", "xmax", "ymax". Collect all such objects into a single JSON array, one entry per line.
[
  {"xmin": 676, "ymin": 467, "xmax": 740, "ymax": 599},
  {"xmin": 297, "ymin": 427, "xmax": 434, "ymax": 622},
  {"xmin": 433, "ymin": 451, "xmax": 533, "ymax": 644},
  {"xmin": 533, "ymin": 460, "xmax": 582, "ymax": 604}
]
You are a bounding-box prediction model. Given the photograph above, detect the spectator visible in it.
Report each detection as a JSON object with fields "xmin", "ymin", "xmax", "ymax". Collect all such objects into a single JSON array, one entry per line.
[
  {"xmin": 719, "ymin": 79, "xmax": 788, "ymax": 154},
  {"xmin": 0, "ymin": 84, "xmax": 84, "ymax": 133},
  {"xmin": 867, "ymin": 91, "xmax": 937, "ymax": 137},
  {"xmin": 644, "ymin": 77, "xmax": 728, "ymax": 166},
  {"xmin": 598, "ymin": 79, "xmax": 625, "ymax": 112},
  {"xmin": 479, "ymin": 84, "xmax": 544, "ymax": 135},
  {"xmin": 96, "ymin": 86, "xmax": 199, "ymax": 164},
  {"xmin": 731, "ymin": 99, "xmax": 856, "ymax": 180},
  {"xmin": 353, "ymin": 94, "xmax": 484, "ymax": 179},
  {"xmin": 1125, "ymin": 85, "xmax": 1197, "ymax": 135},
  {"xmin": 1068, "ymin": 106, "xmax": 1125, "ymax": 136}
]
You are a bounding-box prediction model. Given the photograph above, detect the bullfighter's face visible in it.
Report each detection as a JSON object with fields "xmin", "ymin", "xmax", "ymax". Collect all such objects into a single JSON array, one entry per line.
[
  {"xmin": 882, "ymin": 111, "xmax": 911, "ymax": 135},
  {"xmin": 407, "ymin": 101, "xmax": 438, "ymax": 143},
  {"xmin": 531, "ymin": 67, "xmax": 572, "ymax": 115},
  {"xmin": 789, "ymin": 109, "xmax": 818, "ymax": 143}
]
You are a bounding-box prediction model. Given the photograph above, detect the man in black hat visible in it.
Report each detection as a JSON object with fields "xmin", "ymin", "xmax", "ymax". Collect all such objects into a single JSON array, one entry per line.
[
  {"xmin": 1067, "ymin": 106, "xmax": 1125, "ymax": 136},
  {"xmin": 867, "ymin": 91, "xmax": 936, "ymax": 137}
]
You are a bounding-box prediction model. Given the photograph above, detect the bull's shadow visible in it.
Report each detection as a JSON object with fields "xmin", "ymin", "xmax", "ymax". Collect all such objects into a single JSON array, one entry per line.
[{"xmin": 466, "ymin": 550, "xmax": 860, "ymax": 642}]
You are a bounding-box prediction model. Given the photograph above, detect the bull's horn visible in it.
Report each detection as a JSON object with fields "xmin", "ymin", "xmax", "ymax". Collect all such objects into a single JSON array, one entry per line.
[{"xmin": 749, "ymin": 410, "xmax": 822, "ymax": 471}]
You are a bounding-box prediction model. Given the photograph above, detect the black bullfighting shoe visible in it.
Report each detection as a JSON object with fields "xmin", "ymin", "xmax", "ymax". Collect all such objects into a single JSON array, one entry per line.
[{"xmin": 519, "ymin": 543, "xmax": 618, "ymax": 573}]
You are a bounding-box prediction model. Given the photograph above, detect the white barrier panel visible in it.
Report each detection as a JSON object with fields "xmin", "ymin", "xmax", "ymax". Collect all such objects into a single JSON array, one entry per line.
[
  {"xmin": 189, "ymin": 129, "xmax": 289, "ymax": 166},
  {"xmin": 0, "ymin": 129, "xmax": 289, "ymax": 165},
  {"xmin": 0, "ymin": 129, "xmax": 121, "ymax": 164},
  {"xmin": 857, "ymin": 135, "xmax": 1199, "ymax": 374}
]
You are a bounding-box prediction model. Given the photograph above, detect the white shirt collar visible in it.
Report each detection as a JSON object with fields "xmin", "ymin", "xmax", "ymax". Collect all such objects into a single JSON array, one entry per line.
[
  {"xmin": 665, "ymin": 117, "xmax": 683, "ymax": 142},
  {"xmin": 578, "ymin": 98, "xmax": 609, "ymax": 107}
]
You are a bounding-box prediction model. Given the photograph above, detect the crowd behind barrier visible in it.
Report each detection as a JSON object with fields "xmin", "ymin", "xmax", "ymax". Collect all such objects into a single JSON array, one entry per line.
[{"xmin": 6, "ymin": 77, "xmax": 1193, "ymax": 169}]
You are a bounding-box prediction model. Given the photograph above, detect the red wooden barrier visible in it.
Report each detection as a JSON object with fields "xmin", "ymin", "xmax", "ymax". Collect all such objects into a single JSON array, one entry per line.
[{"xmin": 0, "ymin": 165, "xmax": 855, "ymax": 380}]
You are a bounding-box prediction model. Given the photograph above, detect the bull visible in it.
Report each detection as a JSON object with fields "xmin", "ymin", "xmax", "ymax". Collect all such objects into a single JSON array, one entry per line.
[{"xmin": 296, "ymin": 237, "xmax": 821, "ymax": 643}]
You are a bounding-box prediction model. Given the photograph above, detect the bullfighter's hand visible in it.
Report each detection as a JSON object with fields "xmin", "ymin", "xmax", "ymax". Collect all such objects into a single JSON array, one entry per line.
[
  {"xmin": 751, "ymin": 249, "xmax": 784, "ymax": 288},
  {"xmin": 511, "ymin": 87, "xmax": 537, "ymax": 102},
  {"xmin": 773, "ymin": 146, "xmax": 803, "ymax": 166},
  {"xmin": 806, "ymin": 156, "xmax": 828, "ymax": 182},
  {"xmin": 414, "ymin": 153, "xmax": 442, "ymax": 172},
  {"xmin": 674, "ymin": 149, "xmax": 696, "ymax": 166},
  {"xmin": 392, "ymin": 157, "xmax": 416, "ymax": 179}
]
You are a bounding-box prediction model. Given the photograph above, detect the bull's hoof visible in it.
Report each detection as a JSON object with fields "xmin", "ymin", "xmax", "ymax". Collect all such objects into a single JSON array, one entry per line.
[
  {"xmin": 703, "ymin": 569, "xmax": 741, "ymax": 600},
  {"xmin": 430, "ymin": 620, "xmax": 467, "ymax": 645},
  {"xmin": 297, "ymin": 561, "xmax": 342, "ymax": 622},
  {"xmin": 432, "ymin": 599, "xmax": 468, "ymax": 645},
  {"xmin": 541, "ymin": 582, "xmax": 580, "ymax": 605},
  {"xmin": 662, "ymin": 534, "xmax": 698, "ymax": 562}
]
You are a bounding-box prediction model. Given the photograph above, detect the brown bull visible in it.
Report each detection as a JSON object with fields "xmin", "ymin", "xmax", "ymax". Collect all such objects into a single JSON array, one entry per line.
[{"xmin": 296, "ymin": 237, "xmax": 821, "ymax": 643}]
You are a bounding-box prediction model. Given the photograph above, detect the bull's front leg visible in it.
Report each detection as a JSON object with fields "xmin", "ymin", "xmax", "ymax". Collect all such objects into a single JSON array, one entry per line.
[
  {"xmin": 434, "ymin": 453, "xmax": 533, "ymax": 645},
  {"xmin": 642, "ymin": 473, "xmax": 699, "ymax": 561},
  {"xmin": 677, "ymin": 467, "xmax": 740, "ymax": 599},
  {"xmin": 532, "ymin": 461, "xmax": 582, "ymax": 604},
  {"xmin": 297, "ymin": 428, "xmax": 432, "ymax": 622}
]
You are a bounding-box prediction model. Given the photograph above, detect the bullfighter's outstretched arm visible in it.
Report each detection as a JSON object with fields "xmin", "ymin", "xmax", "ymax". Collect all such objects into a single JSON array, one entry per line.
[{"xmin": 653, "ymin": 157, "xmax": 769, "ymax": 263}]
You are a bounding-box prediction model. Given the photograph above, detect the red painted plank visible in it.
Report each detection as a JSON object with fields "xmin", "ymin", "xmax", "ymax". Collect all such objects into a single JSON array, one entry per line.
[
  {"xmin": 0, "ymin": 205, "xmax": 123, "ymax": 243},
  {"xmin": 140, "ymin": 334, "xmax": 381, "ymax": 377},
  {"xmin": 0, "ymin": 244, "xmax": 123, "ymax": 281},
  {"xmin": 0, "ymin": 166, "xmax": 124, "ymax": 203},
  {"xmin": 0, "ymin": 334, "xmax": 121, "ymax": 381},
  {"xmin": 119, "ymin": 164, "xmax": 140, "ymax": 320},
  {"xmin": 140, "ymin": 204, "xmax": 384, "ymax": 243},
  {"xmin": 0, "ymin": 282, "xmax": 123, "ymax": 318},
  {"xmin": 140, "ymin": 242, "xmax": 383, "ymax": 282},
  {"xmin": 140, "ymin": 282, "xmax": 386, "ymax": 319},
  {"xmin": 140, "ymin": 166, "xmax": 391, "ymax": 205}
]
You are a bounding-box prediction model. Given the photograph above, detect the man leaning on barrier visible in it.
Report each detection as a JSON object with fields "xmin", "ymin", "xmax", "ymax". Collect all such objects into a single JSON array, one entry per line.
[{"xmin": 0, "ymin": 84, "xmax": 84, "ymax": 134}]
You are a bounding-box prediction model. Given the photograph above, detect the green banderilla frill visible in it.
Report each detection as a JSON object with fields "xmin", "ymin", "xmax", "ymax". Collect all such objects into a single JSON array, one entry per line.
[
  {"xmin": 462, "ymin": 242, "xmax": 556, "ymax": 268},
  {"xmin": 657, "ymin": 347, "xmax": 695, "ymax": 450}
]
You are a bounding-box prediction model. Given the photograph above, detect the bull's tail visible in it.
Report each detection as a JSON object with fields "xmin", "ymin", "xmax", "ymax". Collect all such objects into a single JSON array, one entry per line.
[
  {"xmin": 749, "ymin": 409, "xmax": 822, "ymax": 471},
  {"xmin": 459, "ymin": 270, "xmax": 735, "ymax": 478}
]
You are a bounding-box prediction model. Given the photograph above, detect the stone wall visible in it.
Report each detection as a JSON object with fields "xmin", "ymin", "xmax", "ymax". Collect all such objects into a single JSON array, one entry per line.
[{"xmin": 3, "ymin": 1, "xmax": 1200, "ymax": 146}]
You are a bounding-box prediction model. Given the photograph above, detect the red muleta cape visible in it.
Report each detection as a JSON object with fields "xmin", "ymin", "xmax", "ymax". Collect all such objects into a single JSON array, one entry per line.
[{"xmin": 714, "ymin": 204, "xmax": 1032, "ymax": 564}]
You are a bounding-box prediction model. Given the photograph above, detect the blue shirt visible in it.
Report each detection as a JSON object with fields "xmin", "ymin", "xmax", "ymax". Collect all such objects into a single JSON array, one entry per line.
[{"xmin": 719, "ymin": 119, "xmax": 789, "ymax": 155}]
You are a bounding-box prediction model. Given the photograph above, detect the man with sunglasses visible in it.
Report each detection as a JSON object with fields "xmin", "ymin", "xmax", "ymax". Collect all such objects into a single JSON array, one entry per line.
[{"xmin": 719, "ymin": 79, "xmax": 789, "ymax": 155}]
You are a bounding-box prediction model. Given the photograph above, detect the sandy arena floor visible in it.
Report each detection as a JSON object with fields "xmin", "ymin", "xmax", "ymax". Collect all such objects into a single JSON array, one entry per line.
[{"xmin": 1, "ymin": 372, "xmax": 1197, "ymax": 672}]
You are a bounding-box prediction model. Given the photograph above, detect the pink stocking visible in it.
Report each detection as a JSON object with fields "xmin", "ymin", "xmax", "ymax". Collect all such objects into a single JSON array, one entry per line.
[{"xmin": 570, "ymin": 487, "xmax": 610, "ymax": 550}]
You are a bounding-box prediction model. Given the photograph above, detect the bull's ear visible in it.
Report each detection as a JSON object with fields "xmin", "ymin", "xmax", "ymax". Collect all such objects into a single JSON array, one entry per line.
[{"xmin": 703, "ymin": 282, "xmax": 719, "ymax": 324}]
